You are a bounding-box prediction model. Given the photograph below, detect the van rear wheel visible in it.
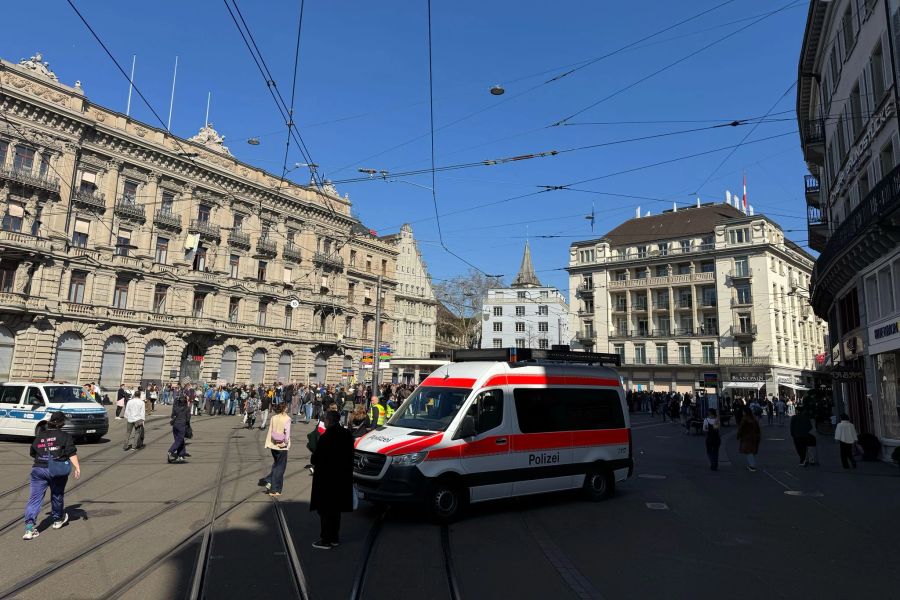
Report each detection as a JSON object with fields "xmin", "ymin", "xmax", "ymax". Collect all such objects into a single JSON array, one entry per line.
[
  {"xmin": 583, "ymin": 467, "xmax": 614, "ymax": 501},
  {"xmin": 428, "ymin": 479, "xmax": 465, "ymax": 522}
]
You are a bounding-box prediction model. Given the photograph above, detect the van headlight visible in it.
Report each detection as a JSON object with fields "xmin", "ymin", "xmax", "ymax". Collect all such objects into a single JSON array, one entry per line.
[{"xmin": 392, "ymin": 452, "xmax": 427, "ymax": 466}]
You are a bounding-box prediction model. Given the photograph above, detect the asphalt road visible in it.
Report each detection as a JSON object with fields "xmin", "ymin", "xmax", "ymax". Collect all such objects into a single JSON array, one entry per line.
[{"xmin": 0, "ymin": 408, "xmax": 897, "ymax": 600}]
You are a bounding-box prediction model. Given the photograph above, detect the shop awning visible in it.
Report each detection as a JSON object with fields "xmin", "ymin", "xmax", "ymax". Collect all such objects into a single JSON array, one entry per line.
[
  {"xmin": 722, "ymin": 381, "xmax": 765, "ymax": 390},
  {"xmin": 778, "ymin": 382, "xmax": 809, "ymax": 391}
]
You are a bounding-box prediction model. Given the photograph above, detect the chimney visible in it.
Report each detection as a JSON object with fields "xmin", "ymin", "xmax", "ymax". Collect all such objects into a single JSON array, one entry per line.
[
  {"xmin": 749, "ymin": 205, "xmax": 755, "ymax": 216},
  {"xmin": 646, "ymin": 210, "xmax": 651, "ymax": 217},
  {"xmin": 672, "ymin": 202, "xmax": 677, "ymax": 213},
  {"xmin": 696, "ymin": 197, "xmax": 701, "ymax": 208},
  {"xmin": 635, "ymin": 206, "xmax": 641, "ymax": 219},
  {"xmin": 726, "ymin": 190, "xmax": 732, "ymax": 206}
]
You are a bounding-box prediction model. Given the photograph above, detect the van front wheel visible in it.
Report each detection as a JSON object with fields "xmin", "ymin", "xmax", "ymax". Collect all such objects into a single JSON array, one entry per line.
[
  {"xmin": 583, "ymin": 467, "xmax": 614, "ymax": 501},
  {"xmin": 428, "ymin": 479, "xmax": 465, "ymax": 522}
]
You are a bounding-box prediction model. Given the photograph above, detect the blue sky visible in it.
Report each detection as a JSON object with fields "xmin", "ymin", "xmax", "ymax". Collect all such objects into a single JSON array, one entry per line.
[{"xmin": 2, "ymin": 0, "xmax": 810, "ymax": 294}]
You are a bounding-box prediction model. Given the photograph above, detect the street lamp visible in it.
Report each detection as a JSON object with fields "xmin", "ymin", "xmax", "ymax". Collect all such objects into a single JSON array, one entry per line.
[{"xmin": 490, "ymin": 85, "xmax": 505, "ymax": 96}]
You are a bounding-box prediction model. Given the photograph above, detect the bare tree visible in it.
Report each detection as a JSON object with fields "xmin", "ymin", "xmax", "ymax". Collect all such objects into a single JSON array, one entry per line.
[{"xmin": 434, "ymin": 269, "xmax": 504, "ymax": 349}]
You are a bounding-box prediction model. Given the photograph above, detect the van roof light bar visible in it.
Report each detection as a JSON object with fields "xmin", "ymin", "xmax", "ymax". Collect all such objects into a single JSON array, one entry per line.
[{"xmin": 451, "ymin": 348, "xmax": 621, "ymax": 367}]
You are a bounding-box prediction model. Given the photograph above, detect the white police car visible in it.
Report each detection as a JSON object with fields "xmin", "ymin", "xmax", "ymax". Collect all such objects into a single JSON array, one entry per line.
[{"xmin": 0, "ymin": 382, "xmax": 109, "ymax": 441}]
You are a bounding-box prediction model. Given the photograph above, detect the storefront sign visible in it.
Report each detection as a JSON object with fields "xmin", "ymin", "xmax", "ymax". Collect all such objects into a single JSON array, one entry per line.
[
  {"xmin": 731, "ymin": 373, "xmax": 765, "ymax": 382},
  {"xmin": 703, "ymin": 372, "xmax": 718, "ymax": 385},
  {"xmin": 842, "ymin": 335, "xmax": 864, "ymax": 360},
  {"xmin": 870, "ymin": 316, "xmax": 900, "ymax": 355},
  {"xmin": 832, "ymin": 365, "xmax": 864, "ymax": 381},
  {"xmin": 873, "ymin": 320, "xmax": 900, "ymax": 341},
  {"xmin": 777, "ymin": 375, "xmax": 798, "ymax": 384}
]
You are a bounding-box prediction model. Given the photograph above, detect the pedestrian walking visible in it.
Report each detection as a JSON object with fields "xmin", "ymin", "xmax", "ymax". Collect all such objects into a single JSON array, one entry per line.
[
  {"xmin": 736, "ymin": 406, "xmax": 761, "ymax": 472},
  {"xmin": 258, "ymin": 392, "xmax": 272, "ymax": 430},
  {"xmin": 790, "ymin": 409, "xmax": 815, "ymax": 466},
  {"xmin": 115, "ymin": 384, "xmax": 127, "ymax": 419},
  {"xmin": 148, "ymin": 383, "xmax": 158, "ymax": 414},
  {"xmin": 310, "ymin": 410, "xmax": 354, "ymax": 550},
  {"xmin": 349, "ymin": 404, "xmax": 371, "ymax": 438},
  {"xmin": 775, "ymin": 397, "xmax": 787, "ymax": 426},
  {"xmin": 167, "ymin": 395, "xmax": 191, "ymax": 464},
  {"xmin": 834, "ymin": 413, "xmax": 859, "ymax": 469},
  {"xmin": 22, "ymin": 412, "xmax": 81, "ymax": 540},
  {"xmin": 259, "ymin": 403, "xmax": 291, "ymax": 496},
  {"xmin": 702, "ymin": 408, "xmax": 721, "ymax": 471},
  {"xmin": 123, "ymin": 389, "xmax": 146, "ymax": 451}
]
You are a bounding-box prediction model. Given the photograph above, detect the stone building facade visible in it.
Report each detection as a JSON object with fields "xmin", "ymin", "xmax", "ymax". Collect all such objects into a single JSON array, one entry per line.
[
  {"xmin": 0, "ymin": 53, "xmax": 397, "ymax": 388},
  {"xmin": 567, "ymin": 203, "xmax": 828, "ymax": 396},
  {"xmin": 798, "ymin": 0, "xmax": 900, "ymax": 445}
]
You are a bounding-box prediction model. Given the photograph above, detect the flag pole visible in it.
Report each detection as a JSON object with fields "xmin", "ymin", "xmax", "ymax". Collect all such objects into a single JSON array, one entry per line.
[
  {"xmin": 125, "ymin": 55, "xmax": 136, "ymax": 117},
  {"xmin": 205, "ymin": 92, "xmax": 211, "ymax": 128},
  {"xmin": 167, "ymin": 56, "xmax": 178, "ymax": 131}
]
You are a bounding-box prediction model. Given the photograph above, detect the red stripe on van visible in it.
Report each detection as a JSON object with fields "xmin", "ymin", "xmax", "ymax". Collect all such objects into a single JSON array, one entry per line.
[
  {"xmin": 420, "ymin": 377, "xmax": 477, "ymax": 388},
  {"xmin": 382, "ymin": 433, "xmax": 443, "ymax": 456},
  {"xmin": 425, "ymin": 429, "xmax": 630, "ymax": 461},
  {"xmin": 483, "ymin": 374, "xmax": 620, "ymax": 388}
]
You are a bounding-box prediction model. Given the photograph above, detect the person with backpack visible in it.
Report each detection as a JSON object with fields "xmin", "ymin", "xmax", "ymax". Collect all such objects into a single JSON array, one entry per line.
[
  {"xmin": 245, "ymin": 392, "xmax": 260, "ymax": 429},
  {"xmin": 258, "ymin": 403, "xmax": 291, "ymax": 496},
  {"xmin": 702, "ymin": 408, "xmax": 722, "ymax": 471},
  {"xmin": 22, "ymin": 413, "xmax": 81, "ymax": 540}
]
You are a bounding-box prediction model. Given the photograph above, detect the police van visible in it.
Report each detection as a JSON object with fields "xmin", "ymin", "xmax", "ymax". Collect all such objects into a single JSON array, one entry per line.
[
  {"xmin": 353, "ymin": 348, "xmax": 632, "ymax": 520},
  {"xmin": 0, "ymin": 382, "xmax": 109, "ymax": 441}
]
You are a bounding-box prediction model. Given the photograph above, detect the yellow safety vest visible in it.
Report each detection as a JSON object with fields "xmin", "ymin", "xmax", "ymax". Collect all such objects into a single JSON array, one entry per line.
[
  {"xmin": 374, "ymin": 404, "xmax": 386, "ymax": 426},
  {"xmin": 385, "ymin": 404, "xmax": 395, "ymax": 419}
]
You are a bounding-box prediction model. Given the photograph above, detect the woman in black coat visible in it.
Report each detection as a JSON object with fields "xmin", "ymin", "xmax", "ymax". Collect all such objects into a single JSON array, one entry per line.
[
  {"xmin": 309, "ymin": 410, "xmax": 354, "ymax": 549},
  {"xmin": 167, "ymin": 396, "xmax": 191, "ymax": 463}
]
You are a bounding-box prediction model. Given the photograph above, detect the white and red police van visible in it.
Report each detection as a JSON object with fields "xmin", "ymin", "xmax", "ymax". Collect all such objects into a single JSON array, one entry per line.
[{"xmin": 353, "ymin": 348, "xmax": 632, "ymax": 520}]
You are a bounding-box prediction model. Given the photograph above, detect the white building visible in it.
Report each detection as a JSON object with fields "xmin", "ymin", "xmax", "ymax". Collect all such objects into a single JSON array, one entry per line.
[
  {"xmin": 481, "ymin": 242, "xmax": 569, "ymax": 349},
  {"xmin": 798, "ymin": 0, "xmax": 900, "ymax": 447},
  {"xmin": 567, "ymin": 202, "xmax": 828, "ymax": 395}
]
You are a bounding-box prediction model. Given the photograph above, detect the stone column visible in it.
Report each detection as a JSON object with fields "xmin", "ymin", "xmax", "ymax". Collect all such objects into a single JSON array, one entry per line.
[
  {"xmin": 133, "ymin": 171, "xmax": 159, "ymax": 259},
  {"xmin": 99, "ymin": 159, "xmax": 122, "ymax": 250}
]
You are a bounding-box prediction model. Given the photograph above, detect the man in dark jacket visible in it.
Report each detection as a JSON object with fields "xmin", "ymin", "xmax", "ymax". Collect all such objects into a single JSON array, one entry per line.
[
  {"xmin": 790, "ymin": 409, "xmax": 815, "ymax": 466},
  {"xmin": 310, "ymin": 410, "xmax": 354, "ymax": 550}
]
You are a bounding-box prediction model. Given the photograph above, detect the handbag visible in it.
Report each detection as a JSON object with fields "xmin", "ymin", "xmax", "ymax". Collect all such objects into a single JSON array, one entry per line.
[
  {"xmin": 185, "ymin": 423, "xmax": 194, "ymax": 439},
  {"xmin": 48, "ymin": 454, "xmax": 72, "ymax": 478}
]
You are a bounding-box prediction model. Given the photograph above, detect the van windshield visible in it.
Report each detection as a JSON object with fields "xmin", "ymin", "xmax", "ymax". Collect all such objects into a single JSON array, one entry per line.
[
  {"xmin": 45, "ymin": 386, "xmax": 98, "ymax": 404},
  {"xmin": 389, "ymin": 386, "xmax": 471, "ymax": 432}
]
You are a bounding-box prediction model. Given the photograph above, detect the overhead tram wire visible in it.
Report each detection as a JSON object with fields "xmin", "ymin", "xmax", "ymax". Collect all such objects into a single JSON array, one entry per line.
[
  {"xmin": 63, "ymin": 0, "xmax": 354, "ymax": 295},
  {"xmin": 326, "ymin": 0, "xmax": 749, "ymax": 178},
  {"xmin": 693, "ymin": 80, "xmax": 798, "ymax": 194},
  {"xmin": 423, "ymin": 0, "xmax": 497, "ymax": 278},
  {"xmin": 549, "ymin": 0, "xmax": 805, "ymax": 127},
  {"xmin": 273, "ymin": 0, "xmax": 306, "ymax": 204}
]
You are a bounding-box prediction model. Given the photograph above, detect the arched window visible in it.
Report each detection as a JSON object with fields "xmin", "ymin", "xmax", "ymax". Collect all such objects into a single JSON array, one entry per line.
[
  {"xmin": 277, "ymin": 351, "xmax": 292, "ymax": 382},
  {"xmin": 99, "ymin": 336, "xmax": 127, "ymax": 389},
  {"xmin": 0, "ymin": 326, "xmax": 14, "ymax": 380},
  {"xmin": 314, "ymin": 353, "xmax": 328, "ymax": 384},
  {"xmin": 220, "ymin": 346, "xmax": 239, "ymax": 384},
  {"xmin": 53, "ymin": 332, "xmax": 83, "ymax": 383},
  {"xmin": 250, "ymin": 348, "xmax": 267, "ymax": 384},
  {"xmin": 141, "ymin": 339, "xmax": 165, "ymax": 384}
]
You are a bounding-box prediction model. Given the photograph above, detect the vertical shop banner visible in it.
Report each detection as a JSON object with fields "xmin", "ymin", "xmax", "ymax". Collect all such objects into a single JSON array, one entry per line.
[
  {"xmin": 379, "ymin": 343, "xmax": 391, "ymax": 369},
  {"xmin": 362, "ymin": 347, "xmax": 374, "ymax": 369}
]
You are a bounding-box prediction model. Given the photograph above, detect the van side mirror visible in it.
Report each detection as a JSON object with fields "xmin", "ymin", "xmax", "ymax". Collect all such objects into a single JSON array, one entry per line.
[{"xmin": 454, "ymin": 415, "xmax": 477, "ymax": 440}]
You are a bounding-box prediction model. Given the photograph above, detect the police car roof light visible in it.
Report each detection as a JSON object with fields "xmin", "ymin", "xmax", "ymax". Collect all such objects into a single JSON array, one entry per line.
[{"xmin": 451, "ymin": 348, "xmax": 621, "ymax": 367}]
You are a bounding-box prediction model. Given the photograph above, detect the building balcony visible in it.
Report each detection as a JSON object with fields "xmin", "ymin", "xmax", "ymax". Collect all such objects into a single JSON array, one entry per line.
[
  {"xmin": 153, "ymin": 209, "xmax": 182, "ymax": 231},
  {"xmin": 227, "ymin": 229, "xmax": 251, "ymax": 248},
  {"xmin": 632, "ymin": 302, "xmax": 648, "ymax": 313},
  {"xmin": 0, "ymin": 229, "xmax": 52, "ymax": 253},
  {"xmin": 807, "ymin": 204, "xmax": 828, "ymax": 253},
  {"xmin": 0, "ymin": 166, "xmax": 60, "ymax": 195},
  {"xmin": 314, "ymin": 251, "xmax": 344, "ymax": 270},
  {"xmin": 620, "ymin": 357, "xmax": 715, "ymax": 367},
  {"xmin": 800, "ymin": 118, "xmax": 825, "ymax": 162},
  {"xmin": 72, "ymin": 189, "xmax": 106, "ymax": 212},
  {"xmin": 576, "ymin": 282, "xmax": 594, "ymax": 297},
  {"xmin": 804, "ymin": 174, "xmax": 821, "ymax": 205},
  {"xmin": 731, "ymin": 324, "xmax": 758, "ymax": 339},
  {"xmin": 189, "ymin": 219, "xmax": 221, "ymax": 241},
  {"xmin": 256, "ymin": 237, "xmax": 277, "ymax": 256},
  {"xmin": 699, "ymin": 299, "xmax": 717, "ymax": 309},
  {"xmin": 653, "ymin": 302, "xmax": 670, "ymax": 311},
  {"xmin": 731, "ymin": 297, "xmax": 752, "ymax": 308},
  {"xmin": 612, "ymin": 303, "xmax": 627, "ymax": 313},
  {"xmin": 575, "ymin": 331, "xmax": 596, "ymax": 343},
  {"xmin": 577, "ymin": 309, "xmax": 594, "ymax": 317},
  {"xmin": 675, "ymin": 300, "xmax": 692, "ymax": 310},
  {"xmin": 114, "ymin": 199, "xmax": 146, "ymax": 222},
  {"xmin": 283, "ymin": 242, "xmax": 302, "ymax": 262},
  {"xmin": 719, "ymin": 356, "xmax": 771, "ymax": 366},
  {"xmin": 727, "ymin": 269, "xmax": 752, "ymax": 282}
]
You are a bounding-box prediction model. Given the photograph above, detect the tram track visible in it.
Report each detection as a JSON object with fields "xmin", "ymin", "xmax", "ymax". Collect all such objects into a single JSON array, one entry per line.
[
  {"xmin": 350, "ymin": 509, "xmax": 462, "ymax": 600},
  {"xmin": 0, "ymin": 415, "xmax": 218, "ymax": 533}
]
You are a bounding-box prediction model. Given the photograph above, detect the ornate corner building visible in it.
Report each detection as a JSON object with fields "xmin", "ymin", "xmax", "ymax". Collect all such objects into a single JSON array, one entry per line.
[
  {"xmin": 0, "ymin": 53, "xmax": 398, "ymax": 387},
  {"xmin": 798, "ymin": 0, "xmax": 900, "ymax": 445},
  {"xmin": 567, "ymin": 203, "xmax": 828, "ymax": 396}
]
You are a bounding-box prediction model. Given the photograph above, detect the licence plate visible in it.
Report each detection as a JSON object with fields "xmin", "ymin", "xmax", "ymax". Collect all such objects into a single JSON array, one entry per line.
[{"xmin": 86, "ymin": 429, "xmax": 96, "ymax": 434}]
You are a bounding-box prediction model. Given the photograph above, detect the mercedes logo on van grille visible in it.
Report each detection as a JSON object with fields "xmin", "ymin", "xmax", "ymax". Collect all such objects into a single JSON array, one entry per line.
[{"xmin": 355, "ymin": 454, "xmax": 368, "ymax": 470}]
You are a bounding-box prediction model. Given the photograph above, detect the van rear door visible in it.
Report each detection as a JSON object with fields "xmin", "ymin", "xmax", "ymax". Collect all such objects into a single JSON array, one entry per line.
[
  {"xmin": 15, "ymin": 386, "xmax": 47, "ymax": 435},
  {"xmin": 0, "ymin": 384, "xmax": 25, "ymax": 434},
  {"xmin": 458, "ymin": 388, "xmax": 512, "ymax": 502}
]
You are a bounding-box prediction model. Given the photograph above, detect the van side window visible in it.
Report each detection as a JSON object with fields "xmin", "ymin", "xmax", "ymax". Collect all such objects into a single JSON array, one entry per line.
[
  {"xmin": 467, "ymin": 389, "xmax": 504, "ymax": 435},
  {"xmin": 514, "ymin": 388, "xmax": 625, "ymax": 433},
  {"xmin": 0, "ymin": 385, "xmax": 24, "ymax": 404},
  {"xmin": 27, "ymin": 387, "xmax": 44, "ymax": 406}
]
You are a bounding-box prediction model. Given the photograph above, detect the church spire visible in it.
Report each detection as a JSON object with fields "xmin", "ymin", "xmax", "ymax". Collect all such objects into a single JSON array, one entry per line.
[{"xmin": 511, "ymin": 241, "xmax": 542, "ymax": 288}]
